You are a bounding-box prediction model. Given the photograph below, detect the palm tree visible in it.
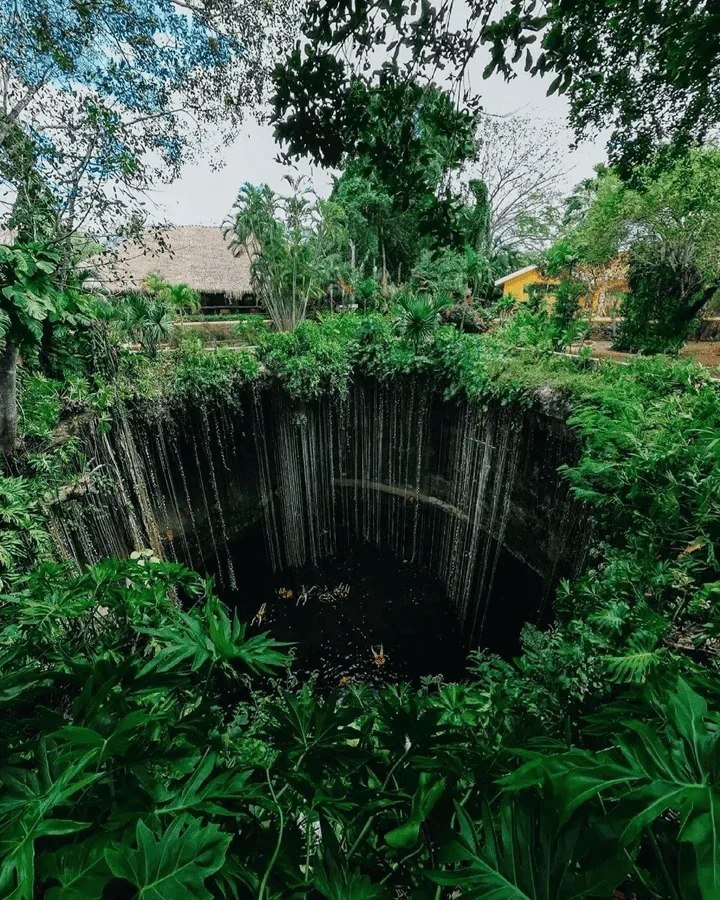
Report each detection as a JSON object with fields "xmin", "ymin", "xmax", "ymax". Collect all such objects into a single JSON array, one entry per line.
[
  {"xmin": 225, "ymin": 177, "xmax": 347, "ymax": 331},
  {"xmin": 142, "ymin": 274, "xmax": 200, "ymax": 314}
]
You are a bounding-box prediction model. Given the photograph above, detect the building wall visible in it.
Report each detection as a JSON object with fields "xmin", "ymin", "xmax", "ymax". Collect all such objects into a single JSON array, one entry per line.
[
  {"xmin": 502, "ymin": 260, "xmax": 628, "ymax": 317},
  {"xmin": 501, "ymin": 269, "xmax": 558, "ymax": 303}
]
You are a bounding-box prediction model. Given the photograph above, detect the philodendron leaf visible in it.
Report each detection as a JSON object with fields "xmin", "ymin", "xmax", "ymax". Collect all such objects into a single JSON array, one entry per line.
[
  {"xmin": 105, "ymin": 815, "xmax": 230, "ymax": 900},
  {"xmin": 385, "ymin": 774, "xmax": 446, "ymax": 849},
  {"xmin": 43, "ymin": 836, "xmax": 112, "ymax": 900},
  {"xmin": 314, "ymin": 849, "xmax": 389, "ymax": 900}
]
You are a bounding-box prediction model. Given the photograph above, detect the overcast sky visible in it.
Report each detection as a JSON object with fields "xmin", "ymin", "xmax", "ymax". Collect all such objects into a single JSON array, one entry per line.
[{"xmin": 152, "ymin": 59, "xmax": 609, "ymax": 227}]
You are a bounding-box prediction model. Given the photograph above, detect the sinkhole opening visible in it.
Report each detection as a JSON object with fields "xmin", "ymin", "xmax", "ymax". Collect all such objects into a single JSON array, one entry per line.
[{"xmin": 58, "ymin": 378, "xmax": 587, "ymax": 687}]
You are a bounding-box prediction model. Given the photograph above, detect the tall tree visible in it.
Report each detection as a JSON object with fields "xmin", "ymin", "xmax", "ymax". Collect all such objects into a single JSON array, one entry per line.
[
  {"xmin": 1, "ymin": 0, "xmax": 292, "ymax": 246},
  {"xmin": 0, "ymin": 0, "xmax": 290, "ymax": 453},
  {"xmin": 314, "ymin": 82, "xmax": 478, "ymax": 282},
  {"xmin": 226, "ymin": 176, "xmax": 347, "ymax": 331},
  {"xmin": 460, "ymin": 115, "xmax": 567, "ymax": 252},
  {"xmin": 547, "ymin": 149, "xmax": 720, "ymax": 352}
]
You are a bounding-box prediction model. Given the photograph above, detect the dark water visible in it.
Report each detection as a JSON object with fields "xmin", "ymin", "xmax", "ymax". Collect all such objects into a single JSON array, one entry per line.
[
  {"xmin": 217, "ymin": 527, "xmax": 467, "ymax": 688},
  {"xmin": 212, "ymin": 521, "xmax": 546, "ymax": 688}
]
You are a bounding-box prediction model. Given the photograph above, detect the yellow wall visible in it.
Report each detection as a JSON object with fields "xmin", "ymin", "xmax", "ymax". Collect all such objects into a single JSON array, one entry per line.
[
  {"xmin": 502, "ymin": 262, "xmax": 629, "ymax": 317},
  {"xmin": 501, "ymin": 270, "xmax": 558, "ymax": 303}
]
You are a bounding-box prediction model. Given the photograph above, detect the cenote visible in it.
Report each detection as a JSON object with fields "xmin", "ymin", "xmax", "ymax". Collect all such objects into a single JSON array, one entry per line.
[{"xmin": 51, "ymin": 376, "xmax": 589, "ymax": 684}]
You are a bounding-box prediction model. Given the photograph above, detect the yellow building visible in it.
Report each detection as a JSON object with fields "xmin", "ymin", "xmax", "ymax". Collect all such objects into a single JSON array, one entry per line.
[
  {"xmin": 495, "ymin": 265, "xmax": 557, "ymax": 302},
  {"xmin": 495, "ymin": 261, "xmax": 628, "ymax": 317}
]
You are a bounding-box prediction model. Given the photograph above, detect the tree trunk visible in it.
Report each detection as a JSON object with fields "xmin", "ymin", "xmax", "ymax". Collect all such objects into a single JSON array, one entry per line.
[
  {"xmin": 381, "ymin": 241, "xmax": 387, "ymax": 289},
  {"xmin": 350, "ymin": 239, "xmax": 356, "ymax": 270},
  {"xmin": 684, "ymin": 283, "xmax": 719, "ymax": 322},
  {"xmin": 0, "ymin": 340, "xmax": 18, "ymax": 455}
]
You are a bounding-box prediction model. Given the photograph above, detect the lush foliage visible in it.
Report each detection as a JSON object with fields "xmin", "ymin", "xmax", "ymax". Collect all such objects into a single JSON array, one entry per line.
[
  {"xmin": 393, "ymin": 291, "xmax": 453, "ymax": 352},
  {"xmin": 2, "ymin": 554, "xmax": 720, "ymax": 898},
  {"xmin": 279, "ymin": 82, "xmax": 526, "ymax": 297},
  {"xmin": 4, "ymin": 307, "xmax": 720, "ymax": 895},
  {"xmin": 617, "ymin": 243, "xmax": 713, "ymax": 354},
  {"xmin": 546, "ymin": 150, "xmax": 720, "ymax": 352},
  {"xmin": 0, "ymin": 0, "xmax": 291, "ymax": 248},
  {"xmin": 226, "ymin": 178, "xmax": 348, "ymax": 331},
  {"xmin": 0, "ymin": 243, "xmax": 96, "ymax": 451},
  {"xmin": 274, "ymin": 0, "xmax": 720, "ymax": 179}
]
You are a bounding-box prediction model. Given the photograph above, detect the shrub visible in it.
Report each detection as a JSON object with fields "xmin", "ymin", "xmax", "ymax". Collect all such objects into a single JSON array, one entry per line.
[{"xmin": 615, "ymin": 242, "xmax": 719, "ymax": 354}]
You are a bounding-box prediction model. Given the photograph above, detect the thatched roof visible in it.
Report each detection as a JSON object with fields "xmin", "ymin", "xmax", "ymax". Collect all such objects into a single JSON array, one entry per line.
[{"xmin": 95, "ymin": 226, "xmax": 254, "ymax": 298}]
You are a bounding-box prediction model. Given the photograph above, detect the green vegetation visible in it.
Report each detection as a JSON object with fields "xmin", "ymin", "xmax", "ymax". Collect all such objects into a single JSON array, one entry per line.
[
  {"xmin": 4, "ymin": 1, "xmax": 720, "ymax": 895},
  {"xmin": 2, "ymin": 309, "xmax": 720, "ymax": 896},
  {"xmin": 275, "ymin": 0, "xmax": 720, "ymax": 179},
  {"xmin": 3, "ymin": 553, "xmax": 720, "ymax": 898},
  {"xmin": 546, "ymin": 150, "xmax": 720, "ymax": 353},
  {"xmin": 225, "ymin": 177, "xmax": 348, "ymax": 331}
]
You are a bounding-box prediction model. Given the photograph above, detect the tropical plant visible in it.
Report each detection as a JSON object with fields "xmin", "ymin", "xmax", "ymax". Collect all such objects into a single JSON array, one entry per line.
[
  {"xmin": 2, "ymin": 554, "xmax": 720, "ymax": 897},
  {"xmin": 226, "ymin": 177, "xmax": 347, "ymax": 331},
  {"xmin": 142, "ymin": 274, "xmax": 201, "ymax": 315},
  {"xmin": 394, "ymin": 292, "xmax": 453, "ymax": 351},
  {"xmin": 0, "ymin": 243, "xmax": 64, "ymax": 453},
  {"xmin": 616, "ymin": 241, "xmax": 719, "ymax": 353},
  {"xmin": 550, "ymin": 276, "xmax": 586, "ymax": 349},
  {"xmin": 504, "ymin": 677, "xmax": 720, "ymax": 899},
  {"xmin": 111, "ymin": 293, "xmax": 174, "ymax": 358}
]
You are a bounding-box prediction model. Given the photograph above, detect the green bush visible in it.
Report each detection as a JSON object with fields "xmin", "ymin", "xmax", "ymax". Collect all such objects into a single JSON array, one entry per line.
[
  {"xmin": 2, "ymin": 558, "xmax": 719, "ymax": 897},
  {"xmin": 615, "ymin": 242, "xmax": 716, "ymax": 354}
]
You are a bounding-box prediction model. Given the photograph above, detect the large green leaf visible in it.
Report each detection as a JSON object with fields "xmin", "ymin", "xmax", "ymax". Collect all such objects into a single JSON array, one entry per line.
[
  {"xmin": 155, "ymin": 752, "xmax": 263, "ymax": 817},
  {"xmin": 105, "ymin": 815, "xmax": 230, "ymax": 900},
  {"xmin": 504, "ymin": 678, "xmax": 720, "ymax": 899},
  {"xmin": 42, "ymin": 836, "xmax": 112, "ymax": 900},
  {"xmin": 0, "ymin": 750, "xmax": 99, "ymax": 899},
  {"xmin": 618, "ymin": 679, "xmax": 720, "ymax": 898},
  {"xmin": 313, "ymin": 835, "xmax": 389, "ymax": 900},
  {"xmin": 426, "ymin": 795, "xmax": 627, "ymax": 900},
  {"xmin": 138, "ymin": 596, "xmax": 289, "ymax": 677},
  {"xmin": 385, "ymin": 773, "xmax": 446, "ymax": 849}
]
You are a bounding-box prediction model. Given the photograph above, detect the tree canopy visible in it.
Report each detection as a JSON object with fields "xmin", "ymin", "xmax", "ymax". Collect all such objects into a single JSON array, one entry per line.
[
  {"xmin": 0, "ymin": 0, "xmax": 292, "ymax": 243},
  {"xmin": 546, "ymin": 149, "xmax": 720, "ymax": 351},
  {"xmin": 273, "ymin": 0, "xmax": 720, "ymax": 179}
]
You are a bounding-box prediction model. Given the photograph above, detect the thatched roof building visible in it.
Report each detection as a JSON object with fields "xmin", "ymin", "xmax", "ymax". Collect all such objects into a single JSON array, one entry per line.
[{"xmin": 94, "ymin": 225, "xmax": 255, "ymax": 309}]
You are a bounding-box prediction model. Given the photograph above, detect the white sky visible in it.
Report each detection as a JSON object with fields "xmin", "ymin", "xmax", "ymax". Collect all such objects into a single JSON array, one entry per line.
[{"xmin": 152, "ymin": 63, "xmax": 609, "ymax": 227}]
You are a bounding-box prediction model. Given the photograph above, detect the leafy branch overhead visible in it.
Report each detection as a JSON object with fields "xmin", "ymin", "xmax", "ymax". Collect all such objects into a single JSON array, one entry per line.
[{"xmin": 274, "ymin": 0, "xmax": 720, "ymax": 178}]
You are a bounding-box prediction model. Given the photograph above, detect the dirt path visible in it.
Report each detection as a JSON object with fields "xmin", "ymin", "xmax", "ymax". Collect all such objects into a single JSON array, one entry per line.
[{"xmin": 576, "ymin": 340, "xmax": 720, "ymax": 371}]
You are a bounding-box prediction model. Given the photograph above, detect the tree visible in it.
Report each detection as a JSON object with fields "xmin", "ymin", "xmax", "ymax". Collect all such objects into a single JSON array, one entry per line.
[
  {"xmin": 547, "ymin": 150, "xmax": 720, "ymax": 352},
  {"xmin": 226, "ymin": 177, "xmax": 347, "ymax": 331},
  {"xmin": 460, "ymin": 115, "xmax": 567, "ymax": 252},
  {"xmin": 142, "ymin": 274, "xmax": 201, "ymax": 315},
  {"xmin": 0, "ymin": 0, "xmax": 292, "ymax": 247},
  {"xmin": 0, "ymin": 0, "xmax": 289, "ymax": 452},
  {"xmin": 483, "ymin": 0, "xmax": 720, "ymax": 179},
  {"xmin": 281, "ymin": 81, "xmax": 479, "ymax": 282},
  {"xmin": 616, "ymin": 242, "xmax": 718, "ymax": 353},
  {"xmin": 274, "ymin": 0, "xmax": 720, "ymax": 179},
  {"xmin": 330, "ymin": 170, "xmax": 394, "ymax": 277}
]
